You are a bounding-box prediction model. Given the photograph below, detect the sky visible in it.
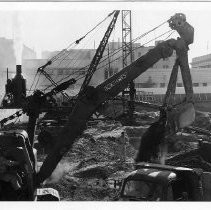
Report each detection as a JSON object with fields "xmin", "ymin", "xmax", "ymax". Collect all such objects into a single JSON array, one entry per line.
[{"xmin": 0, "ymin": 2, "xmax": 211, "ymax": 61}]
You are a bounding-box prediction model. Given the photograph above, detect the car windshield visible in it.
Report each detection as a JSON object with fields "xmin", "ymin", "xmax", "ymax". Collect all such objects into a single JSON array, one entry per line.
[{"xmin": 123, "ymin": 180, "xmax": 163, "ymax": 201}]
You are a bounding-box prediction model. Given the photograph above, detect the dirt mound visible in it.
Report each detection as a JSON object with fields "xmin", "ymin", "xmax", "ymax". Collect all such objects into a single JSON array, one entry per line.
[
  {"xmin": 166, "ymin": 132, "xmax": 198, "ymax": 152},
  {"xmin": 73, "ymin": 163, "xmax": 115, "ymax": 179},
  {"xmin": 193, "ymin": 111, "xmax": 211, "ymax": 130},
  {"xmin": 40, "ymin": 110, "xmax": 211, "ymax": 201},
  {"xmin": 166, "ymin": 149, "xmax": 211, "ymax": 172}
]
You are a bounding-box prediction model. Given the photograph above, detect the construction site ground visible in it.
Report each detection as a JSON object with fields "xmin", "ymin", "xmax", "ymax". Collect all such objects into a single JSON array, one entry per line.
[{"xmin": 34, "ymin": 109, "xmax": 211, "ymax": 201}]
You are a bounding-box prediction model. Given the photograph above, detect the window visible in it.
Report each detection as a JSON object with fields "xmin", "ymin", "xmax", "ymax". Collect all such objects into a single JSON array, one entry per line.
[
  {"xmin": 135, "ymin": 83, "xmax": 143, "ymax": 88},
  {"xmin": 193, "ymin": 83, "xmax": 199, "ymax": 87},
  {"xmin": 114, "ymin": 68, "xmax": 118, "ymax": 74},
  {"xmin": 160, "ymin": 83, "xmax": 165, "ymax": 87},
  {"xmin": 203, "ymin": 83, "xmax": 207, "ymax": 86},
  {"xmin": 164, "ymin": 57, "xmax": 169, "ymax": 61},
  {"xmin": 48, "ymin": 69, "xmax": 53, "ymax": 76},
  {"xmin": 163, "ymin": 65, "xmax": 169, "ymax": 69},
  {"xmin": 177, "ymin": 83, "xmax": 183, "ymax": 87},
  {"xmin": 171, "ymin": 179, "xmax": 190, "ymax": 201},
  {"xmin": 104, "ymin": 68, "xmax": 118, "ymax": 80},
  {"xmin": 86, "ymin": 51, "xmax": 91, "ymax": 59},
  {"xmin": 57, "ymin": 69, "xmax": 63, "ymax": 75},
  {"xmin": 123, "ymin": 180, "xmax": 163, "ymax": 201},
  {"xmin": 104, "ymin": 69, "xmax": 109, "ymax": 80}
]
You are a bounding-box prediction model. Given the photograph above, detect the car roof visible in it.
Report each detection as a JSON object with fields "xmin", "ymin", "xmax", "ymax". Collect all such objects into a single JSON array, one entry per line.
[
  {"xmin": 125, "ymin": 168, "xmax": 177, "ymax": 184},
  {"xmin": 125, "ymin": 162, "xmax": 203, "ymax": 184}
]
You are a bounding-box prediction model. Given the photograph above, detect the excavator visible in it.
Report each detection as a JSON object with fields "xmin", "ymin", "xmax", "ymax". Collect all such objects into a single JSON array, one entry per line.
[{"xmin": 0, "ymin": 12, "xmax": 205, "ymax": 201}]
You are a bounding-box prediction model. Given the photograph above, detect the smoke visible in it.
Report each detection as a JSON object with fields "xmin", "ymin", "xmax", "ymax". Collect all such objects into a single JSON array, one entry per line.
[
  {"xmin": 44, "ymin": 162, "xmax": 72, "ymax": 184},
  {"xmin": 158, "ymin": 143, "xmax": 168, "ymax": 165},
  {"xmin": 13, "ymin": 12, "xmax": 24, "ymax": 65}
]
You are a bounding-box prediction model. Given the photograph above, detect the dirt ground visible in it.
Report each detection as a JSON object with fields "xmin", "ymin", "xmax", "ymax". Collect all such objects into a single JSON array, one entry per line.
[{"xmin": 37, "ymin": 110, "xmax": 211, "ymax": 201}]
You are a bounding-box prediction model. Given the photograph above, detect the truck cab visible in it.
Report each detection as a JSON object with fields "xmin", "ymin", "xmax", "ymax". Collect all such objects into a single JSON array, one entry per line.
[{"xmin": 120, "ymin": 162, "xmax": 205, "ymax": 201}]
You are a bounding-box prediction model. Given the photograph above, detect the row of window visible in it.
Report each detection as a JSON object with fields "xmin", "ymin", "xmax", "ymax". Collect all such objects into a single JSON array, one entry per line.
[
  {"xmin": 47, "ymin": 68, "xmax": 86, "ymax": 76},
  {"xmin": 192, "ymin": 64, "xmax": 211, "ymax": 68},
  {"xmin": 104, "ymin": 68, "xmax": 118, "ymax": 80},
  {"xmin": 135, "ymin": 82, "xmax": 208, "ymax": 88}
]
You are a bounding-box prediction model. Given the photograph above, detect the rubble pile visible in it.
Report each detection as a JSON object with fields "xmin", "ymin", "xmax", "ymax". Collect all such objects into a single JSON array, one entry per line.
[
  {"xmin": 166, "ymin": 149, "xmax": 211, "ymax": 172},
  {"xmin": 43, "ymin": 120, "xmax": 139, "ymax": 200},
  {"xmin": 193, "ymin": 111, "xmax": 211, "ymax": 130}
]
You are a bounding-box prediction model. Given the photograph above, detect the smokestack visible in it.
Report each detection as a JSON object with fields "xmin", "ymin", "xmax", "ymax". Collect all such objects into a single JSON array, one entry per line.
[
  {"xmin": 7, "ymin": 68, "xmax": 8, "ymax": 80},
  {"xmin": 16, "ymin": 65, "xmax": 22, "ymax": 76}
]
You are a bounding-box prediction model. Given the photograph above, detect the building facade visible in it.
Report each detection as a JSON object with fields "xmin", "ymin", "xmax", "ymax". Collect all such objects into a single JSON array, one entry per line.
[
  {"xmin": 10, "ymin": 40, "xmax": 211, "ymax": 98},
  {"xmin": 191, "ymin": 53, "xmax": 211, "ymax": 69}
]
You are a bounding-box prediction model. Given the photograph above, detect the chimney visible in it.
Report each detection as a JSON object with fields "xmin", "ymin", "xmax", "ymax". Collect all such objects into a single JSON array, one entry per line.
[{"xmin": 16, "ymin": 64, "xmax": 22, "ymax": 76}]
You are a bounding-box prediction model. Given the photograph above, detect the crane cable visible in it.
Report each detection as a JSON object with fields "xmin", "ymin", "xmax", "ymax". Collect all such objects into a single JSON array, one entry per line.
[
  {"xmin": 43, "ymin": 15, "xmax": 167, "ymax": 88},
  {"xmin": 46, "ymin": 26, "xmax": 173, "ymax": 91},
  {"xmin": 39, "ymin": 15, "xmax": 113, "ymax": 93},
  {"xmin": 59, "ymin": 21, "xmax": 106, "ymax": 70},
  {"xmin": 1, "ymin": 28, "xmax": 174, "ymax": 127},
  {"xmin": 54, "ymin": 29, "xmax": 175, "ymax": 99},
  {"xmin": 36, "ymin": 11, "xmax": 117, "ymax": 94},
  {"xmin": 50, "ymin": 20, "xmax": 169, "ymax": 86},
  {"xmin": 96, "ymin": 29, "xmax": 174, "ymax": 72},
  {"xmin": 49, "ymin": 10, "xmax": 116, "ymax": 63}
]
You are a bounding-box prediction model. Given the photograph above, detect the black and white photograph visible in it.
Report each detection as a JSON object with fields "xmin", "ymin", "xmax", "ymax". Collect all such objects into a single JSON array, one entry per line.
[{"xmin": 0, "ymin": 1, "xmax": 211, "ymax": 204}]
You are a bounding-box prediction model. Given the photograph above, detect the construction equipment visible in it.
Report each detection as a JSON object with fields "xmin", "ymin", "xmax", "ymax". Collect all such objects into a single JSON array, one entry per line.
[
  {"xmin": 0, "ymin": 79, "xmax": 75, "ymax": 201},
  {"xmin": 0, "ymin": 10, "xmax": 121, "ymax": 201},
  {"xmin": 0, "ymin": 13, "xmax": 196, "ymax": 200},
  {"xmin": 2, "ymin": 65, "xmax": 26, "ymax": 108},
  {"xmin": 36, "ymin": 13, "xmax": 195, "ymax": 186},
  {"xmin": 119, "ymin": 162, "xmax": 211, "ymax": 201}
]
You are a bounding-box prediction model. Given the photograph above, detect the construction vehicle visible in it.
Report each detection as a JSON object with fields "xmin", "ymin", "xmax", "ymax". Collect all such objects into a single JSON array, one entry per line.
[
  {"xmin": 35, "ymin": 12, "xmax": 195, "ymax": 186},
  {"xmin": 0, "ymin": 12, "xmax": 197, "ymax": 200},
  {"xmin": 2, "ymin": 65, "xmax": 26, "ymax": 108},
  {"xmin": 119, "ymin": 162, "xmax": 211, "ymax": 201}
]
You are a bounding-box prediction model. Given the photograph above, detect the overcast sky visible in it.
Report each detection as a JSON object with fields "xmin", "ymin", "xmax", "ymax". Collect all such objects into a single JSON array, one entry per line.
[{"xmin": 0, "ymin": 2, "xmax": 211, "ymax": 61}]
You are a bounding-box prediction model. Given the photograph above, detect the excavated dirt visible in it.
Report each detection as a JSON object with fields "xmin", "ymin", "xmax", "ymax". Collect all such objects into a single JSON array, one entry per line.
[{"xmin": 37, "ymin": 110, "xmax": 211, "ymax": 201}]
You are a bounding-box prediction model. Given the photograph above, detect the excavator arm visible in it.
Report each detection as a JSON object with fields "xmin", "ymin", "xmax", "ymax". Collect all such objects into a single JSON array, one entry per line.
[{"xmin": 36, "ymin": 13, "xmax": 194, "ymax": 185}]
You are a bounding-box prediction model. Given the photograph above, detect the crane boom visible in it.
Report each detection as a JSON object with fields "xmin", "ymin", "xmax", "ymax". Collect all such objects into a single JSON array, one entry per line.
[{"xmin": 79, "ymin": 10, "xmax": 120, "ymax": 94}]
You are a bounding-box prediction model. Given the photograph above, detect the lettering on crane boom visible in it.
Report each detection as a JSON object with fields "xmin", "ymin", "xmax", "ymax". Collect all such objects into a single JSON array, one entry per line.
[{"xmin": 103, "ymin": 72, "xmax": 127, "ymax": 91}]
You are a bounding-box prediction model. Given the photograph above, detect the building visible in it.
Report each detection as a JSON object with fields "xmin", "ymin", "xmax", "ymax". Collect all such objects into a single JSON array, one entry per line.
[
  {"xmin": 21, "ymin": 40, "xmax": 178, "ymax": 95},
  {"xmin": 191, "ymin": 54, "xmax": 211, "ymax": 69},
  {"xmin": 18, "ymin": 41, "xmax": 211, "ymax": 99},
  {"xmin": 22, "ymin": 48, "xmax": 96, "ymax": 94}
]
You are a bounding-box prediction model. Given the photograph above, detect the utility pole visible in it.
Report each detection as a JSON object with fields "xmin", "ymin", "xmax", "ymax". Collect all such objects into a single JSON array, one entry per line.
[{"xmin": 121, "ymin": 10, "xmax": 136, "ymax": 124}]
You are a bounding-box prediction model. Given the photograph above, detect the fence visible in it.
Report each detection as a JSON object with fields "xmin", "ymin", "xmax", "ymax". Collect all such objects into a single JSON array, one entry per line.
[{"xmin": 135, "ymin": 91, "xmax": 211, "ymax": 104}]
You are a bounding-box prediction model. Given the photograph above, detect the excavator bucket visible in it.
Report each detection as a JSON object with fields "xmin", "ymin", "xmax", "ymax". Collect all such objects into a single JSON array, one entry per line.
[{"xmin": 167, "ymin": 102, "xmax": 195, "ymax": 133}]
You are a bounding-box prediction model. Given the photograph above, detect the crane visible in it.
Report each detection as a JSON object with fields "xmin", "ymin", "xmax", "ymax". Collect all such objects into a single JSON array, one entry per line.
[
  {"xmin": 0, "ymin": 13, "xmax": 195, "ymax": 201},
  {"xmin": 36, "ymin": 13, "xmax": 195, "ymax": 185}
]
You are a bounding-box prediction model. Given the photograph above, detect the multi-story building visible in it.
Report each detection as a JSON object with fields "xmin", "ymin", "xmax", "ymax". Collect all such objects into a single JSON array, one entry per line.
[
  {"xmin": 21, "ymin": 40, "xmax": 179, "ymax": 95},
  {"xmin": 4, "ymin": 38, "xmax": 211, "ymax": 101},
  {"xmin": 191, "ymin": 53, "xmax": 211, "ymax": 69},
  {"xmin": 23, "ymin": 49, "xmax": 96, "ymax": 93}
]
